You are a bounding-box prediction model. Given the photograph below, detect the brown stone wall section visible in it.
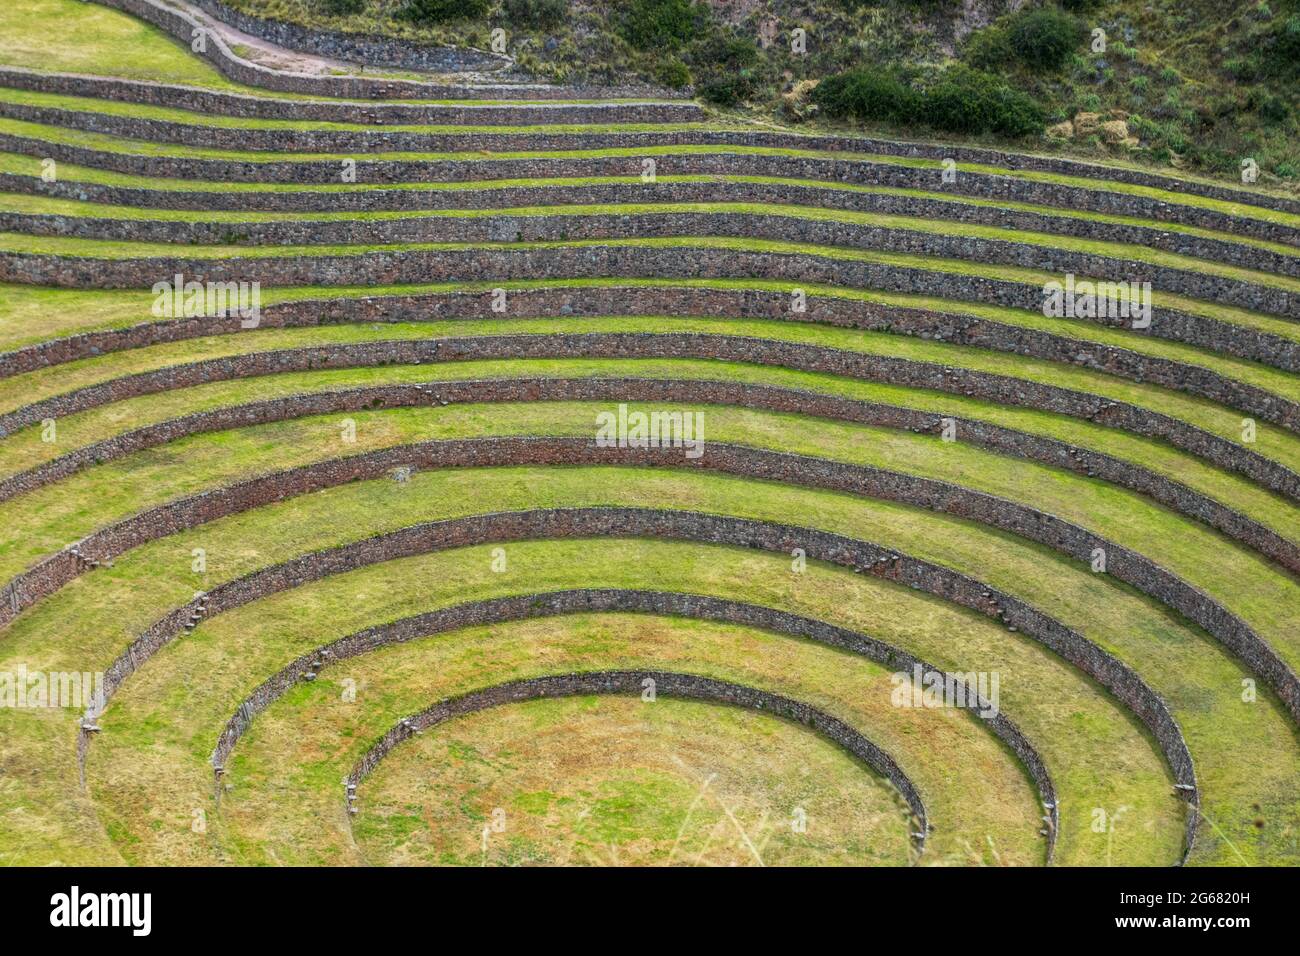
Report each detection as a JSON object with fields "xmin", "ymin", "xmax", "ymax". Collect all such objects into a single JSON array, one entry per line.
[
  {"xmin": 17, "ymin": 443, "xmax": 1286, "ymax": 749},
  {"xmin": 0, "ymin": 70, "xmax": 707, "ymax": 126},
  {"xmin": 2, "ymin": 54, "xmax": 1289, "ymax": 219},
  {"xmin": 210, "ymin": 590, "xmax": 1058, "ymax": 858},
  {"xmin": 5, "ymin": 174, "xmax": 1294, "ymax": 279},
  {"xmin": 3, "ymin": 378, "xmax": 1295, "ymax": 575}
]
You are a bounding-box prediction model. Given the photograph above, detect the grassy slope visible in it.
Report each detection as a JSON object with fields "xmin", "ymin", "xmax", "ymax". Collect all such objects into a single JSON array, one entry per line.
[
  {"xmin": 0, "ymin": 0, "xmax": 242, "ymax": 89},
  {"xmin": 348, "ymin": 693, "xmax": 916, "ymax": 867},
  {"xmin": 73, "ymin": 530, "xmax": 1171, "ymax": 866},
  {"xmin": 0, "ymin": 0, "xmax": 1295, "ymax": 869},
  {"xmin": 2, "ymin": 321, "xmax": 1296, "ymax": 526},
  {"xmin": 3, "ymin": 282, "xmax": 1297, "ymax": 416},
  {"xmin": 92, "ymin": 589, "xmax": 1058, "ymax": 867},
  {"xmin": 0, "ymin": 456, "xmax": 1289, "ymax": 864},
  {"xmin": 3, "ymin": 227, "xmax": 1296, "ymax": 346},
  {"xmin": 4, "ymin": 390, "xmax": 1299, "ymax": 677}
]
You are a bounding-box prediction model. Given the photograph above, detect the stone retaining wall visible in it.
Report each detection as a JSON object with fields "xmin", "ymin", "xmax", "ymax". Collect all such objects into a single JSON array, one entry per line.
[
  {"xmin": 21, "ymin": 444, "xmax": 1295, "ymax": 737},
  {"xmin": 73, "ymin": 504, "xmax": 1196, "ymax": 855},
  {"xmin": 4, "ymin": 208, "xmax": 1291, "ymax": 320},
  {"xmin": 0, "ymin": 68, "xmax": 699, "ymax": 123},
  {"xmin": 90, "ymin": 0, "xmax": 661, "ymax": 100},
  {"xmin": 2, "ymin": 55, "xmax": 1290, "ymax": 220},
  {"xmin": 4, "ymin": 288, "xmax": 1294, "ymax": 436},
  {"xmin": 217, "ymin": 590, "xmax": 1052, "ymax": 855},
  {"xmin": 343, "ymin": 669, "xmax": 932, "ymax": 851},
  {"xmin": 3, "ymin": 333, "xmax": 1292, "ymax": 501},
  {"xmin": 0, "ymin": 429, "xmax": 1268, "ymax": 819},
  {"xmin": 6, "ymin": 174, "xmax": 1294, "ymax": 280},
  {"xmin": 185, "ymin": 0, "xmax": 512, "ymax": 74},
  {"xmin": 4, "ymin": 133, "xmax": 1295, "ymax": 247},
  {"xmin": 2, "ymin": 247, "xmax": 1291, "ymax": 373},
  {"xmin": 3, "ymin": 378, "xmax": 1295, "ymax": 575}
]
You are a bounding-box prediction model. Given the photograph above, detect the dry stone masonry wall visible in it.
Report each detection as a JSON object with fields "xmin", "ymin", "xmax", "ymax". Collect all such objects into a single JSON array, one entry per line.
[
  {"xmin": 2, "ymin": 208, "xmax": 1291, "ymax": 320},
  {"xmin": 3, "ymin": 288, "xmax": 1294, "ymax": 438},
  {"xmin": 2, "ymin": 377, "xmax": 1295, "ymax": 574},
  {"xmin": 1, "ymin": 247, "xmax": 1292, "ymax": 373},
  {"xmin": 3, "ymin": 132, "xmax": 1295, "ymax": 246},
  {"xmin": 3, "ymin": 332, "xmax": 1292, "ymax": 499},
  {"xmin": 5, "ymin": 174, "xmax": 1294, "ymax": 280}
]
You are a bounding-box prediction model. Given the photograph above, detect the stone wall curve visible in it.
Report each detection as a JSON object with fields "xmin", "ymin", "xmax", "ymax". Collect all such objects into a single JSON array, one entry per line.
[
  {"xmin": 2, "ymin": 288, "xmax": 1294, "ymax": 437},
  {"xmin": 2, "ymin": 378, "xmax": 1295, "ymax": 575},
  {"xmin": 2, "ymin": 333, "xmax": 1292, "ymax": 500},
  {"xmin": 72, "ymin": 505, "xmax": 1195, "ymax": 856},
  {"xmin": 3, "ymin": 132, "xmax": 1295, "ymax": 246},
  {"xmin": 3, "ymin": 174, "xmax": 1293, "ymax": 280},
  {"xmin": 210, "ymin": 590, "xmax": 1059, "ymax": 860},
  {"xmin": 1, "ymin": 248, "xmax": 1294, "ymax": 374},
  {"xmin": 343, "ymin": 669, "xmax": 932, "ymax": 855},
  {"xmin": 2, "ymin": 209, "xmax": 1290, "ymax": 320}
]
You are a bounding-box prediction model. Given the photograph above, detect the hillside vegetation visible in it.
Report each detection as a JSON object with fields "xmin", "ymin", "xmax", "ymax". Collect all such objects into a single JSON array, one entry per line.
[{"xmin": 221, "ymin": 0, "xmax": 1299, "ymax": 186}]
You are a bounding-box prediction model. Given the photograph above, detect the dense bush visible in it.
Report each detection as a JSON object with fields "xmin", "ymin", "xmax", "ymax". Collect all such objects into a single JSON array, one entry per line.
[
  {"xmin": 397, "ymin": 0, "xmax": 489, "ymax": 24},
  {"xmin": 502, "ymin": 0, "xmax": 566, "ymax": 29},
  {"xmin": 922, "ymin": 67, "xmax": 1046, "ymax": 135},
  {"xmin": 653, "ymin": 58, "xmax": 692, "ymax": 89},
  {"xmin": 693, "ymin": 35, "xmax": 761, "ymax": 105},
  {"xmin": 814, "ymin": 66, "xmax": 1045, "ymax": 138},
  {"xmin": 1265, "ymin": 14, "xmax": 1300, "ymax": 73},
  {"xmin": 811, "ymin": 69, "xmax": 921, "ymax": 124},
  {"xmin": 317, "ymin": 0, "xmax": 366, "ymax": 15},
  {"xmin": 1007, "ymin": 7, "xmax": 1084, "ymax": 70},
  {"xmin": 618, "ymin": 0, "xmax": 700, "ymax": 51},
  {"xmin": 964, "ymin": 24, "xmax": 1014, "ymax": 69}
]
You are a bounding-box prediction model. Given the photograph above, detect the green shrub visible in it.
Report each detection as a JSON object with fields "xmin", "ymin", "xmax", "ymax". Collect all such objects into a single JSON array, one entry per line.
[
  {"xmin": 1264, "ymin": 14, "xmax": 1300, "ymax": 73},
  {"xmin": 317, "ymin": 0, "xmax": 366, "ymax": 14},
  {"xmin": 811, "ymin": 69, "xmax": 921, "ymax": 124},
  {"xmin": 1008, "ymin": 7, "xmax": 1084, "ymax": 70},
  {"xmin": 502, "ymin": 0, "xmax": 566, "ymax": 29},
  {"xmin": 1223, "ymin": 56, "xmax": 1260, "ymax": 81},
  {"xmin": 965, "ymin": 25, "xmax": 1014, "ymax": 69},
  {"xmin": 693, "ymin": 35, "xmax": 762, "ymax": 105},
  {"xmin": 1257, "ymin": 92, "xmax": 1290, "ymax": 123},
  {"xmin": 618, "ymin": 0, "xmax": 699, "ymax": 51},
  {"xmin": 654, "ymin": 58, "xmax": 692, "ymax": 89},
  {"xmin": 922, "ymin": 66, "xmax": 1045, "ymax": 136},
  {"xmin": 814, "ymin": 66, "xmax": 1044, "ymax": 138},
  {"xmin": 397, "ymin": 0, "xmax": 489, "ymax": 24}
]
